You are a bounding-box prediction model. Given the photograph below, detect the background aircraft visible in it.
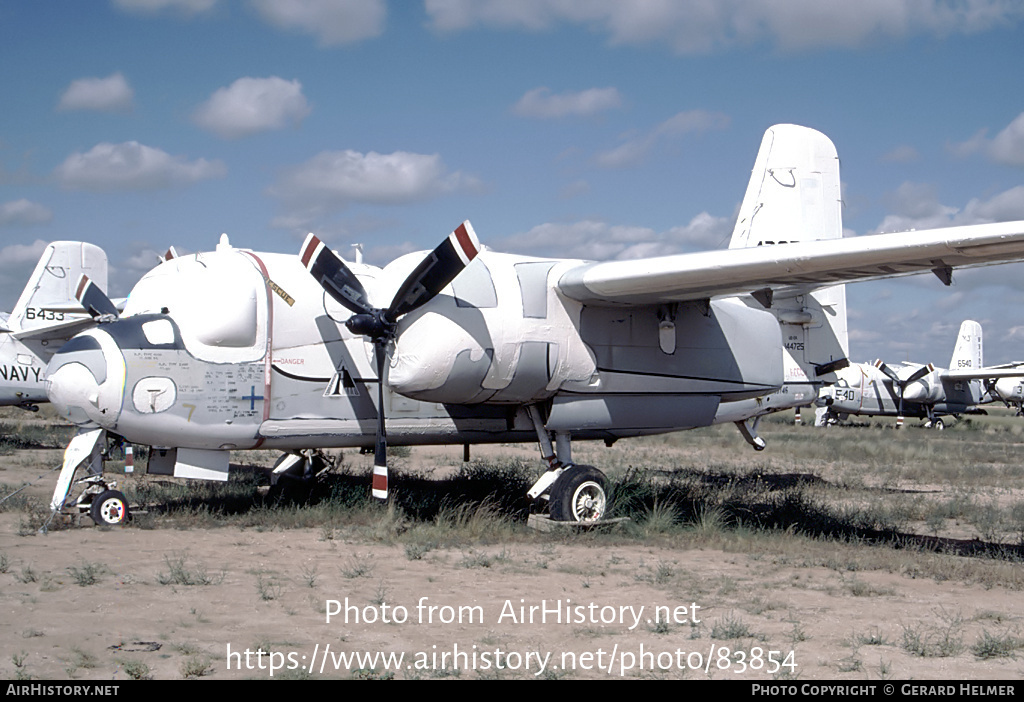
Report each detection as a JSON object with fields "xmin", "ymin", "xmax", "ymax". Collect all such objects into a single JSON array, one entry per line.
[
  {"xmin": 41, "ymin": 124, "xmax": 1024, "ymax": 526},
  {"xmin": 815, "ymin": 320, "xmax": 1024, "ymax": 429},
  {"xmin": 0, "ymin": 242, "xmax": 109, "ymax": 410},
  {"xmin": 974, "ymin": 365, "xmax": 1024, "ymax": 415}
]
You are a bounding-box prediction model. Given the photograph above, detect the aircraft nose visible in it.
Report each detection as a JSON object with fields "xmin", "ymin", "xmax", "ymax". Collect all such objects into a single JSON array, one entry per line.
[
  {"xmin": 46, "ymin": 332, "xmax": 124, "ymax": 428},
  {"xmin": 994, "ymin": 378, "xmax": 1021, "ymax": 400}
]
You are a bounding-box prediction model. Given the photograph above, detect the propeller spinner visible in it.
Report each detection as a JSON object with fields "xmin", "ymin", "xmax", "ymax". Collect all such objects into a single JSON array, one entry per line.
[{"xmin": 301, "ymin": 222, "xmax": 482, "ymax": 500}]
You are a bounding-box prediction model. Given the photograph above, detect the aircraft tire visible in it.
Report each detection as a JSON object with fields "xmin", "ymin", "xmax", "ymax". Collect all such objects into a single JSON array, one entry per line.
[
  {"xmin": 932, "ymin": 418, "xmax": 944, "ymax": 430},
  {"xmin": 548, "ymin": 465, "xmax": 608, "ymax": 523},
  {"xmin": 90, "ymin": 490, "xmax": 129, "ymax": 526}
]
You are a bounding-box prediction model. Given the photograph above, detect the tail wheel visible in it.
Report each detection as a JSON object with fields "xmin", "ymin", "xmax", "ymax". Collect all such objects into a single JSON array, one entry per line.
[
  {"xmin": 548, "ymin": 465, "xmax": 608, "ymax": 523},
  {"xmin": 90, "ymin": 489, "xmax": 129, "ymax": 526}
]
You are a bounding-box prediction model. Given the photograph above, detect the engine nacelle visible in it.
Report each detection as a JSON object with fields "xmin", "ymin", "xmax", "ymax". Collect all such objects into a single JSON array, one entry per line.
[
  {"xmin": 386, "ymin": 253, "xmax": 596, "ymax": 404},
  {"xmin": 902, "ymin": 373, "xmax": 942, "ymax": 403}
]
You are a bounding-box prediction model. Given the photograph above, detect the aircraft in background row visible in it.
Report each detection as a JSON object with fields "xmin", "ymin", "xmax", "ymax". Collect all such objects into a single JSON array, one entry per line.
[
  {"xmin": 39, "ymin": 124, "xmax": 1024, "ymax": 526},
  {"xmin": 979, "ymin": 365, "xmax": 1024, "ymax": 415},
  {"xmin": 814, "ymin": 320, "xmax": 1024, "ymax": 429},
  {"xmin": 0, "ymin": 242, "xmax": 110, "ymax": 411}
]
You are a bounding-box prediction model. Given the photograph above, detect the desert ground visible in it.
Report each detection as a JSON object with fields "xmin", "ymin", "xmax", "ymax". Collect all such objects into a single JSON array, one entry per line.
[{"xmin": 1, "ymin": 407, "xmax": 1023, "ymax": 681}]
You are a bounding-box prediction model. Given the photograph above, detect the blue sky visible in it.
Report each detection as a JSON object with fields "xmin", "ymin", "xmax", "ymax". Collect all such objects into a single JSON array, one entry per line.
[{"xmin": 2, "ymin": 0, "xmax": 1024, "ymax": 367}]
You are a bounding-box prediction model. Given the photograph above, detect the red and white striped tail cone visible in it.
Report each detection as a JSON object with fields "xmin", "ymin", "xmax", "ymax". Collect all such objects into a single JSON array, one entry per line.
[
  {"xmin": 125, "ymin": 445, "xmax": 134, "ymax": 473},
  {"xmin": 896, "ymin": 415, "xmax": 904, "ymax": 429},
  {"xmin": 372, "ymin": 463, "xmax": 388, "ymax": 500}
]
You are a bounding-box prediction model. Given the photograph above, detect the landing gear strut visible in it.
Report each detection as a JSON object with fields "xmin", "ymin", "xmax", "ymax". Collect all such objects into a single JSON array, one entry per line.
[{"xmin": 50, "ymin": 428, "xmax": 131, "ymax": 528}]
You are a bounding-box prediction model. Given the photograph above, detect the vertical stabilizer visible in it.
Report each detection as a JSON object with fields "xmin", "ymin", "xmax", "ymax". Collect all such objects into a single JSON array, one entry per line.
[
  {"xmin": 730, "ymin": 124, "xmax": 843, "ymax": 249},
  {"xmin": 949, "ymin": 320, "xmax": 982, "ymax": 372},
  {"xmin": 9, "ymin": 242, "xmax": 107, "ymax": 338},
  {"xmin": 733, "ymin": 125, "xmax": 849, "ymax": 381}
]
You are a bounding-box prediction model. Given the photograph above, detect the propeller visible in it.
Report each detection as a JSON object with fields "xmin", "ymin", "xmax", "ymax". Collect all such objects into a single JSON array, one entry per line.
[
  {"xmin": 75, "ymin": 275, "xmax": 120, "ymax": 320},
  {"xmin": 874, "ymin": 360, "xmax": 934, "ymax": 425},
  {"xmin": 301, "ymin": 221, "xmax": 482, "ymax": 500}
]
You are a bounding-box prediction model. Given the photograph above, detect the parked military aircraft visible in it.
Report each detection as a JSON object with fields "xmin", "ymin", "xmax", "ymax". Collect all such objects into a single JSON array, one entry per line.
[
  {"xmin": 0, "ymin": 242, "xmax": 110, "ymax": 410},
  {"xmin": 41, "ymin": 124, "xmax": 1024, "ymax": 525},
  {"xmin": 977, "ymin": 364, "xmax": 1024, "ymax": 415},
  {"xmin": 815, "ymin": 320, "xmax": 1024, "ymax": 428}
]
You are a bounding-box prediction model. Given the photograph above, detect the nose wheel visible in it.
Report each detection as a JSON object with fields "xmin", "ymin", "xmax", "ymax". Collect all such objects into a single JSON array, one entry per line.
[{"xmin": 90, "ymin": 489, "xmax": 129, "ymax": 526}]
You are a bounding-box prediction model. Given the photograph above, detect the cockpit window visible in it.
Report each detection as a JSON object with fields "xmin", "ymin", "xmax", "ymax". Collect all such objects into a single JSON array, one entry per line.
[{"xmin": 122, "ymin": 251, "xmax": 268, "ymax": 363}]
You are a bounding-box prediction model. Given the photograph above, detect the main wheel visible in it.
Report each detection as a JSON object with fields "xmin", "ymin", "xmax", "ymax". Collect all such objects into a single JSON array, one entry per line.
[
  {"xmin": 548, "ymin": 465, "xmax": 608, "ymax": 523},
  {"xmin": 932, "ymin": 418, "xmax": 944, "ymax": 430},
  {"xmin": 90, "ymin": 490, "xmax": 129, "ymax": 526}
]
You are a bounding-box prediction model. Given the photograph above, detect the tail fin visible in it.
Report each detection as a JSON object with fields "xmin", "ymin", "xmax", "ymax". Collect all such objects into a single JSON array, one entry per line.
[
  {"xmin": 9, "ymin": 242, "xmax": 109, "ymax": 340},
  {"xmin": 733, "ymin": 125, "xmax": 848, "ymax": 383},
  {"xmin": 949, "ymin": 320, "xmax": 982, "ymax": 372},
  {"xmin": 730, "ymin": 124, "xmax": 843, "ymax": 249}
]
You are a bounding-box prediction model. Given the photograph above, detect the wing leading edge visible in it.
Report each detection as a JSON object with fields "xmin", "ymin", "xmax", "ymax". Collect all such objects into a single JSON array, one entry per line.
[{"xmin": 556, "ymin": 221, "xmax": 1024, "ymax": 307}]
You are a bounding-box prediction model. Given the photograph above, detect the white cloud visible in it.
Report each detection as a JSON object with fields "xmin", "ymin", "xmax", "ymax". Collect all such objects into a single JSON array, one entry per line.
[
  {"xmin": 424, "ymin": 0, "xmax": 1024, "ymax": 53},
  {"xmin": 594, "ymin": 109, "xmax": 730, "ymax": 168},
  {"xmin": 873, "ymin": 183, "xmax": 1024, "ymax": 234},
  {"xmin": 513, "ymin": 87, "xmax": 622, "ymax": 119},
  {"xmin": 0, "ymin": 240, "xmax": 49, "ymax": 310},
  {"xmin": 0, "ymin": 239, "xmax": 48, "ymax": 266},
  {"xmin": 112, "ymin": 0, "xmax": 218, "ymax": 14},
  {"xmin": 269, "ymin": 149, "xmax": 479, "ymax": 210},
  {"xmin": 989, "ymin": 114, "xmax": 1024, "ymax": 166},
  {"xmin": 492, "ymin": 212, "xmax": 733, "ymax": 261},
  {"xmin": 54, "ymin": 142, "xmax": 226, "ymax": 191},
  {"xmin": 951, "ymin": 113, "xmax": 1024, "ymax": 166},
  {"xmin": 250, "ymin": 0, "xmax": 386, "ymax": 46},
  {"xmin": 57, "ymin": 72, "xmax": 134, "ymax": 113},
  {"xmin": 192, "ymin": 76, "xmax": 311, "ymax": 139},
  {"xmin": 881, "ymin": 145, "xmax": 919, "ymax": 163},
  {"xmin": 0, "ymin": 200, "xmax": 53, "ymax": 227}
]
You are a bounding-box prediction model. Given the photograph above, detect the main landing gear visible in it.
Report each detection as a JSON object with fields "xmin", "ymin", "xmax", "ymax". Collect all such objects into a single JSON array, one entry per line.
[
  {"xmin": 524, "ymin": 405, "xmax": 610, "ymax": 524},
  {"xmin": 266, "ymin": 449, "xmax": 339, "ymax": 502}
]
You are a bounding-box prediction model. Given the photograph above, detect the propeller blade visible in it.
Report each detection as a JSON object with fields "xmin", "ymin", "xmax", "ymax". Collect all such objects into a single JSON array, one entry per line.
[
  {"xmin": 371, "ymin": 340, "xmax": 388, "ymax": 500},
  {"xmin": 873, "ymin": 359, "xmax": 900, "ymax": 384},
  {"xmin": 75, "ymin": 275, "xmax": 119, "ymax": 319},
  {"xmin": 384, "ymin": 221, "xmax": 481, "ymax": 323},
  {"xmin": 905, "ymin": 363, "xmax": 934, "ymax": 384},
  {"xmin": 300, "ymin": 233, "xmax": 374, "ymax": 316}
]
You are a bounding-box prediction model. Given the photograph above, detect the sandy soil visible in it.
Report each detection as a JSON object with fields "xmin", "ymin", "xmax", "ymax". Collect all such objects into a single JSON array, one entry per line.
[{"xmin": 1, "ymin": 445, "xmax": 1022, "ymax": 682}]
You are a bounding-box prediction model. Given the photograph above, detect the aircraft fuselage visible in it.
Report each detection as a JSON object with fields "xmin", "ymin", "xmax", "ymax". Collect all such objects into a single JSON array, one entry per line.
[{"xmin": 45, "ymin": 245, "xmax": 789, "ymax": 454}]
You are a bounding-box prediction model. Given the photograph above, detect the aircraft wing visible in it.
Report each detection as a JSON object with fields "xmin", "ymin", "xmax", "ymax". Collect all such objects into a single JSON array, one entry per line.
[
  {"xmin": 11, "ymin": 316, "xmax": 97, "ymax": 342},
  {"xmin": 945, "ymin": 362, "xmax": 1024, "ymax": 381},
  {"xmin": 557, "ymin": 221, "xmax": 1024, "ymax": 306}
]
